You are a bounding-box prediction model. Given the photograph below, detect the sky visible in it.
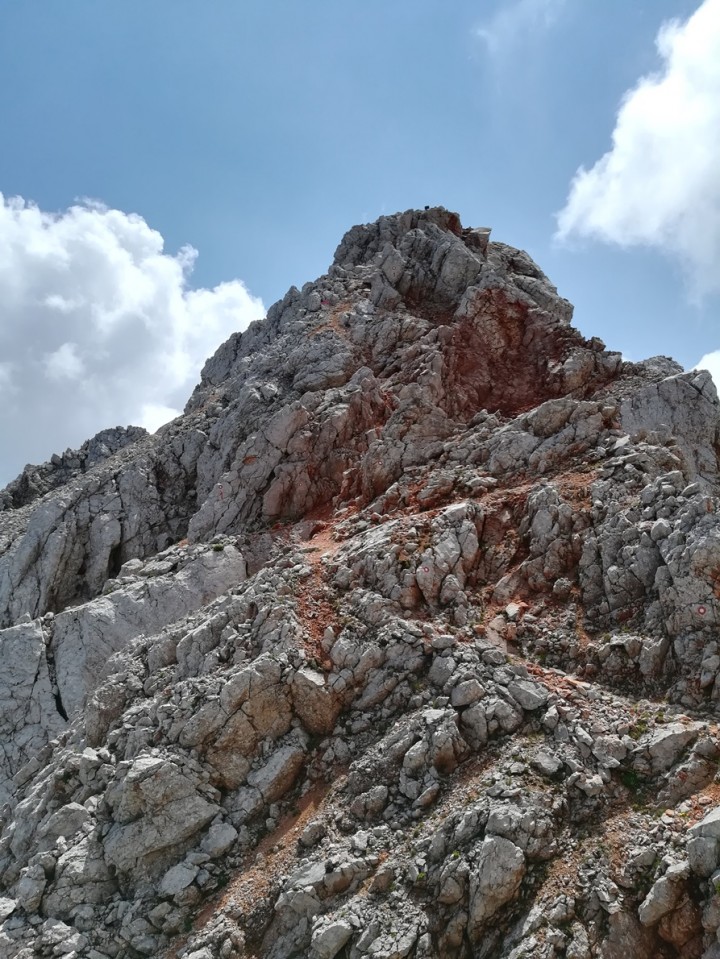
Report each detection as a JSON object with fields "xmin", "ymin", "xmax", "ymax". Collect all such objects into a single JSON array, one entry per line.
[{"xmin": 0, "ymin": 0, "xmax": 719, "ymax": 484}]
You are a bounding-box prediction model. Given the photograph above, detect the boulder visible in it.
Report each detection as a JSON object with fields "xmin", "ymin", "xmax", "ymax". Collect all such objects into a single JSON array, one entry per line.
[{"xmin": 468, "ymin": 836, "xmax": 526, "ymax": 938}]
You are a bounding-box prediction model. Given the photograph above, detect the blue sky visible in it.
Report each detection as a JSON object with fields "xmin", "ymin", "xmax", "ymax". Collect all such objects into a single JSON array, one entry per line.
[{"xmin": 0, "ymin": 0, "xmax": 718, "ymax": 482}]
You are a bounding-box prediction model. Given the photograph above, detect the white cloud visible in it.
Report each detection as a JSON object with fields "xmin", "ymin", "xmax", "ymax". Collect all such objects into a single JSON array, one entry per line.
[
  {"xmin": 139, "ymin": 403, "xmax": 182, "ymax": 434},
  {"xmin": 44, "ymin": 342, "xmax": 84, "ymax": 381},
  {"xmin": 556, "ymin": 0, "xmax": 720, "ymax": 296},
  {"xmin": 477, "ymin": 0, "xmax": 567, "ymax": 55},
  {"xmin": 0, "ymin": 194, "xmax": 265, "ymax": 484},
  {"xmin": 694, "ymin": 350, "xmax": 720, "ymax": 390}
]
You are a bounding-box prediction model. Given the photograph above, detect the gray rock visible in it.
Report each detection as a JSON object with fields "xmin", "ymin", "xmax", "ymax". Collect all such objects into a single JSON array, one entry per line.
[
  {"xmin": 687, "ymin": 835, "xmax": 719, "ymax": 878},
  {"xmin": 0, "ymin": 621, "xmax": 66, "ymax": 802},
  {"xmin": 311, "ymin": 920, "xmax": 354, "ymax": 958},
  {"xmin": 57, "ymin": 543, "xmax": 247, "ymax": 718},
  {"xmin": 638, "ymin": 863, "xmax": 689, "ymax": 926},
  {"xmin": 201, "ymin": 822, "xmax": 238, "ymax": 858},
  {"xmin": 291, "ymin": 668, "xmax": 342, "ymax": 735},
  {"xmin": 689, "ymin": 806, "xmax": 720, "ymax": 840},
  {"xmin": 646, "ymin": 723, "xmax": 700, "ymax": 773},
  {"xmin": 621, "ymin": 370, "xmax": 719, "ymax": 481},
  {"xmin": 103, "ymin": 756, "xmax": 219, "ymax": 876},
  {"xmin": 3, "ymin": 207, "xmax": 720, "ymax": 959},
  {"xmin": 14, "ymin": 865, "xmax": 46, "ymax": 912},
  {"xmin": 451, "ymin": 679, "xmax": 485, "ymax": 708},
  {"xmin": 531, "ymin": 749, "xmax": 563, "ymax": 778},
  {"xmin": 159, "ymin": 862, "xmax": 199, "ymax": 897},
  {"xmin": 247, "ymin": 745, "xmax": 305, "ymax": 803},
  {"xmin": 39, "ymin": 802, "xmax": 89, "ymax": 841},
  {"xmin": 468, "ymin": 836, "xmax": 526, "ymax": 938},
  {"xmin": 0, "ymin": 899, "xmax": 16, "ymax": 922},
  {"xmin": 508, "ymin": 679, "xmax": 548, "ymax": 711},
  {"xmin": 41, "ymin": 837, "xmax": 117, "ymax": 916}
]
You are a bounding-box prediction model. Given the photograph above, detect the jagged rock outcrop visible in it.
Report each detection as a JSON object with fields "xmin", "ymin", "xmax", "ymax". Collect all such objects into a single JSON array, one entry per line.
[
  {"xmin": 2, "ymin": 207, "xmax": 720, "ymax": 958},
  {"xmin": 0, "ymin": 427, "xmax": 150, "ymax": 513}
]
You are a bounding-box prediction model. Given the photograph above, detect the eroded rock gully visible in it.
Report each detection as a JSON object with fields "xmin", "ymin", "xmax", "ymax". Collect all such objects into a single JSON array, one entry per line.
[{"xmin": 2, "ymin": 207, "xmax": 720, "ymax": 958}]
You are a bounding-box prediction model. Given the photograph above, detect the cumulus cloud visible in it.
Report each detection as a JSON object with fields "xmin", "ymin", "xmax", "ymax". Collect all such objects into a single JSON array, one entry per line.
[
  {"xmin": 0, "ymin": 194, "xmax": 265, "ymax": 484},
  {"xmin": 556, "ymin": 0, "xmax": 720, "ymax": 295},
  {"xmin": 477, "ymin": 0, "xmax": 567, "ymax": 55},
  {"xmin": 694, "ymin": 351, "xmax": 720, "ymax": 389},
  {"xmin": 44, "ymin": 342, "xmax": 85, "ymax": 381}
]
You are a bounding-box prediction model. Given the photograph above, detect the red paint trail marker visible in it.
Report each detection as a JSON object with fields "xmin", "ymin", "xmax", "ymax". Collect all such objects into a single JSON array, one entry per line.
[{"xmin": 698, "ymin": 605, "xmax": 707, "ymax": 616}]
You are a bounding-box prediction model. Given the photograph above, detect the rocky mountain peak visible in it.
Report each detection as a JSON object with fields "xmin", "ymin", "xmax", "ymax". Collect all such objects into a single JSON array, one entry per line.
[
  {"xmin": 2, "ymin": 210, "xmax": 720, "ymax": 959},
  {"xmin": 191, "ymin": 206, "xmax": 588, "ymax": 416}
]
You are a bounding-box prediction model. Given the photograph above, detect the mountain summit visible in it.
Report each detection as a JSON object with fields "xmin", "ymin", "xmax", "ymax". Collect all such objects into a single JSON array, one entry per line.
[{"xmin": 1, "ymin": 208, "xmax": 720, "ymax": 958}]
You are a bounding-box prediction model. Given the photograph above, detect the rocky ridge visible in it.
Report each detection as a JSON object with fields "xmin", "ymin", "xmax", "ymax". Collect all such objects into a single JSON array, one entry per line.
[{"xmin": 1, "ymin": 207, "xmax": 720, "ymax": 957}]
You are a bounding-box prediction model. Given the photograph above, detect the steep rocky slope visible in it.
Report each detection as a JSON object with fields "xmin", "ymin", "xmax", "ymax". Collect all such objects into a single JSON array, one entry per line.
[{"xmin": 2, "ymin": 207, "xmax": 720, "ymax": 958}]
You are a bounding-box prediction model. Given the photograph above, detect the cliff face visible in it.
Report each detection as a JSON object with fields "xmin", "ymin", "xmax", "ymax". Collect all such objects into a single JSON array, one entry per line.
[{"xmin": 2, "ymin": 208, "xmax": 720, "ymax": 959}]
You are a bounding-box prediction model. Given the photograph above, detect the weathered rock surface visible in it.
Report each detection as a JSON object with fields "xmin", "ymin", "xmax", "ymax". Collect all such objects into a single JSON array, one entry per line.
[{"xmin": 1, "ymin": 207, "xmax": 720, "ymax": 958}]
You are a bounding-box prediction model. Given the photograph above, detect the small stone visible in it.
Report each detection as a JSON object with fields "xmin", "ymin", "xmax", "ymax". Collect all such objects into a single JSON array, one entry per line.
[
  {"xmin": 311, "ymin": 920, "xmax": 353, "ymax": 959},
  {"xmin": 201, "ymin": 822, "xmax": 238, "ymax": 858},
  {"xmin": 530, "ymin": 749, "xmax": 563, "ymax": 778},
  {"xmin": 508, "ymin": 680, "xmax": 548, "ymax": 711},
  {"xmin": 451, "ymin": 679, "xmax": 485, "ymax": 708},
  {"xmin": 159, "ymin": 862, "xmax": 199, "ymax": 897},
  {"xmin": 0, "ymin": 898, "xmax": 16, "ymax": 921},
  {"xmin": 432, "ymin": 634, "xmax": 457, "ymax": 651}
]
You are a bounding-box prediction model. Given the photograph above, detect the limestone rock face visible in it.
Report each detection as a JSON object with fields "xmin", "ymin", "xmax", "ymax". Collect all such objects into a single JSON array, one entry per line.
[
  {"xmin": 52, "ymin": 541, "xmax": 247, "ymax": 718},
  {"xmin": 103, "ymin": 754, "xmax": 220, "ymax": 877},
  {"xmin": 468, "ymin": 836, "xmax": 526, "ymax": 937},
  {"xmin": 0, "ymin": 426, "xmax": 149, "ymax": 512},
  {"xmin": 0, "ymin": 622, "xmax": 65, "ymax": 804},
  {"xmin": 1, "ymin": 207, "xmax": 720, "ymax": 959}
]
